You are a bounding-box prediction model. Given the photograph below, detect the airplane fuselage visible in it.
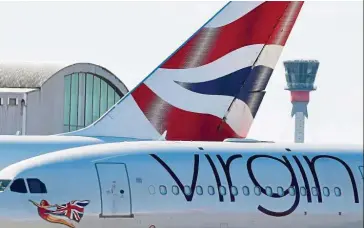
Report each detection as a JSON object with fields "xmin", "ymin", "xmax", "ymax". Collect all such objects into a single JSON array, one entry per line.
[
  {"xmin": 0, "ymin": 135, "xmax": 146, "ymax": 171},
  {"xmin": 0, "ymin": 141, "xmax": 362, "ymax": 228}
]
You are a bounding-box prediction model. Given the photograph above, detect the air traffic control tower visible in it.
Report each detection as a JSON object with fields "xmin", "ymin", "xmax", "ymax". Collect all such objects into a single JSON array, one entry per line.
[{"xmin": 284, "ymin": 60, "xmax": 319, "ymax": 143}]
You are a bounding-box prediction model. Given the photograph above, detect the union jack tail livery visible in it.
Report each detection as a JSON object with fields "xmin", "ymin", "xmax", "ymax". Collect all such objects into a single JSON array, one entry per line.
[{"xmin": 71, "ymin": 1, "xmax": 304, "ymax": 141}]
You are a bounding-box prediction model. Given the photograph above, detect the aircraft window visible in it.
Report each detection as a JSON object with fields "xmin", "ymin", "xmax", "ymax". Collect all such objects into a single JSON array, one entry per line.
[
  {"xmin": 219, "ymin": 186, "xmax": 227, "ymax": 196},
  {"xmin": 254, "ymin": 186, "xmax": 261, "ymax": 196},
  {"xmin": 148, "ymin": 185, "xmax": 156, "ymax": 195},
  {"xmin": 323, "ymin": 187, "xmax": 330, "ymax": 197},
  {"xmin": 231, "ymin": 186, "xmax": 238, "ymax": 196},
  {"xmin": 265, "ymin": 186, "xmax": 273, "ymax": 196},
  {"xmin": 289, "ymin": 187, "xmax": 296, "ymax": 196},
  {"xmin": 159, "ymin": 185, "xmax": 167, "ymax": 195},
  {"xmin": 26, "ymin": 179, "xmax": 47, "ymax": 194},
  {"xmin": 172, "ymin": 185, "xmax": 179, "ymax": 195},
  {"xmin": 334, "ymin": 187, "xmax": 341, "ymax": 197},
  {"xmin": 10, "ymin": 179, "xmax": 27, "ymax": 193},
  {"xmin": 196, "ymin": 185, "xmax": 203, "ymax": 195},
  {"xmin": 0, "ymin": 180, "xmax": 11, "ymax": 192},
  {"xmin": 300, "ymin": 187, "xmax": 307, "ymax": 196},
  {"xmin": 242, "ymin": 186, "xmax": 250, "ymax": 196},
  {"xmin": 277, "ymin": 187, "xmax": 284, "ymax": 197},
  {"xmin": 311, "ymin": 187, "xmax": 318, "ymax": 196},
  {"xmin": 184, "ymin": 185, "xmax": 192, "ymax": 196},
  {"xmin": 208, "ymin": 186, "xmax": 215, "ymax": 195}
]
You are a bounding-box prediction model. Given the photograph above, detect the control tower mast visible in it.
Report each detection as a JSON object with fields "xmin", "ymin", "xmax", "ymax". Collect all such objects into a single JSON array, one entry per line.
[{"xmin": 284, "ymin": 60, "xmax": 319, "ymax": 143}]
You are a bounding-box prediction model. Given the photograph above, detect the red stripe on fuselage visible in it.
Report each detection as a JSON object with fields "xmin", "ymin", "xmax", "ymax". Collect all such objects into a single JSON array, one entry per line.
[
  {"xmin": 132, "ymin": 83, "xmax": 243, "ymax": 141},
  {"xmin": 162, "ymin": 2, "xmax": 303, "ymax": 69}
]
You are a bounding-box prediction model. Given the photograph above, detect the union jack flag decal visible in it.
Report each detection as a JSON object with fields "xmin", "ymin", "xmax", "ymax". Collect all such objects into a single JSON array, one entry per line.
[
  {"xmin": 29, "ymin": 199, "xmax": 90, "ymax": 228},
  {"xmin": 51, "ymin": 200, "xmax": 90, "ymax": 223}
]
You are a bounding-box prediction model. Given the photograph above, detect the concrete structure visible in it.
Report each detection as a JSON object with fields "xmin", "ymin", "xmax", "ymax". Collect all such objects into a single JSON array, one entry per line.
[
  {"xmin": 284, "ymin": 60, "xmax": 319, "ymax": 143},
  {"xmin": 0, "ymin": 62, "xmax": 128, "ymax": 135}
]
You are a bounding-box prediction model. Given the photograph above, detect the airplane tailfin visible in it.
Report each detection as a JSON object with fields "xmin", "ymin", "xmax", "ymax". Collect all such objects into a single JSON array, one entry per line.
[{"xmin": 68, "ymin": 1, "xmax": 304, "ymax": 141}]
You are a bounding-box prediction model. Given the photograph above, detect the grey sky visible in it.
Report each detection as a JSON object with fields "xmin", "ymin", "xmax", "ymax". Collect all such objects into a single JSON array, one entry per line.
[{"xmin": 0, "ymin": 1, "xmax": 362, "ymax": 144}]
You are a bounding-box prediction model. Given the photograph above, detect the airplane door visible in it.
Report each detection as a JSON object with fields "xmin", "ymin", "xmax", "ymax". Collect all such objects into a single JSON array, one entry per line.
[{"xmin": 95, "ymin": 163, "xmax": 133, "ymax": 218}]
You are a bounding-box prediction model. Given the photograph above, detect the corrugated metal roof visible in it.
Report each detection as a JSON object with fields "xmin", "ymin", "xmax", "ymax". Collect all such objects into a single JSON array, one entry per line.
[{"xmin": 0, "ymin": 62, "xmax": 66, "ymax": 88}]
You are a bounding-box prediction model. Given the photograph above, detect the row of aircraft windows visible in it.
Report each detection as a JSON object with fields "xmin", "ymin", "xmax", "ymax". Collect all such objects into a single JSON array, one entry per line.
[{"xmin": 153, "ymin": 185, "xmax": 342, "ymax": 197}]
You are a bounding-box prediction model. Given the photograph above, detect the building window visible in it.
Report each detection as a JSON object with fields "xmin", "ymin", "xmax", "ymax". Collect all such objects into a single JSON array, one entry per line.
[
  {"xmin": 100, "ymin": 80, "xmax": 108, "ymax": 114},
  {"xmin": 92, "ymin": 76, "xmax": 101, "ymax": 122},
  {"xmin": 0, "ymin": 98, "xmax": 3, "ymax": 106},
  {"xmin": 107, "ymin": 84, "xmax": 115, "ymax": 109},
  {"xmin": 63, "ymin": 75, "xmax": 71, "ymax": 132},
  {"xmin": 70, "ymin": 73, "xmax": 79, "ymax": 132},
  {"xmin": 63, "ymin": 73, "xmax": 123, "ymax": 132},
  {"xmin": 85, "ymin": 74, "xmax": 94, "ymax": 126},
  {"xmin": 8, "ymin": 98, "xmax": 18, "ymax": 106}
]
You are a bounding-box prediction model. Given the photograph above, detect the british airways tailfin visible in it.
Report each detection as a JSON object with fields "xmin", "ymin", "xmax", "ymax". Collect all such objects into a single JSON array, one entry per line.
[{"xmin": 67, "ymin": 1, "xmax": 304, "ymax": 141}]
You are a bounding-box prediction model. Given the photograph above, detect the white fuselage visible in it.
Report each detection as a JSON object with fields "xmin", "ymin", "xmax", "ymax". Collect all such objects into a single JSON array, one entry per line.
[
  {"xmin": 0, "ymin": 135, "xmax": 147, "ymax": 171},
  {"xmin": 0, "ymin": 141, "xmax": 362, "ymax": 228}
]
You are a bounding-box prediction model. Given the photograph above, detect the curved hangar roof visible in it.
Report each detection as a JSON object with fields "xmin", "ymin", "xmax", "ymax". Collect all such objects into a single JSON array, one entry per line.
[{"xmin": 0, "ymin": 62, "xmax": 128, "ymax": 94}]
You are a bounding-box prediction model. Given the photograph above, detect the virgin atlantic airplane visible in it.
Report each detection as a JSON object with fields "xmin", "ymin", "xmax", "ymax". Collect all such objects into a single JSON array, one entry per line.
[{"xmin": 0, "ymin": 141, "xmax": 362, "ymax": 227}]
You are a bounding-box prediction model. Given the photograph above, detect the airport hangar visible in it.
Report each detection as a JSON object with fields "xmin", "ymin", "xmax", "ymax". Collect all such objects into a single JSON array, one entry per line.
[{"xmin": 0, "ymin": 62, "xmax": 128, "ymax": 135}]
